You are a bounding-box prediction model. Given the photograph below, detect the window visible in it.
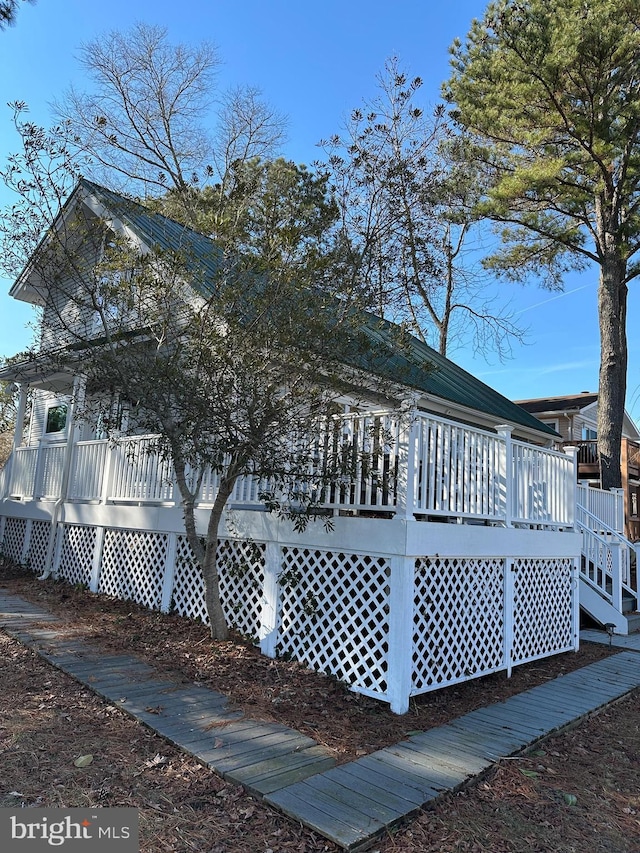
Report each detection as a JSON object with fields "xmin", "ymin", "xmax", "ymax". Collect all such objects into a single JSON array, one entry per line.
[
  {"xmin": 582, "ymin": 426, "xmax": 597, "ymax": 440},
  {"xmin": 45, "ymin": 404, "xmax": 68, "ymax": 434}
]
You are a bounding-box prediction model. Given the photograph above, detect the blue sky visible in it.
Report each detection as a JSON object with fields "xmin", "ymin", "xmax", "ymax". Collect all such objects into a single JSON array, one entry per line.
[{"xmin": 1, "ymin": 0, "xmax": 638, "ymax": 419}]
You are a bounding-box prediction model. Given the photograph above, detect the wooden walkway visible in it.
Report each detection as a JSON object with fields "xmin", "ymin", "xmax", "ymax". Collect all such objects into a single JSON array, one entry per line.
[
  {"xmin": 0, "ymin": 591, "xmax": 336, "ymax": 794},
  {"xmin": 2, "ymin": 589, "xmax": 639, "ymax": 852}
]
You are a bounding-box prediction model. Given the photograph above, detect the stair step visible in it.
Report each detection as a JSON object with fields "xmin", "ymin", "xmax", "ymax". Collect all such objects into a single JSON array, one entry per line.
[{"xmin": 626, "ymin": 612, "xmax": 640, "ymax": 633}]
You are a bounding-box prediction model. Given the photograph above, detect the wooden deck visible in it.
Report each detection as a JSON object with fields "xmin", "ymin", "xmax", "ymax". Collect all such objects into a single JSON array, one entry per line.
[{"xmin": 1, "ymin": 590, "xmax": 639, "ymax": 852}]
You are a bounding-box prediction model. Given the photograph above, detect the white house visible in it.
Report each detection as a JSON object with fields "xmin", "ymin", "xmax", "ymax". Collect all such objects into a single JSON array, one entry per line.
[
  {"xmin": 0, "ymin": 179, "xmax": 622, "ymax": 713},
  {"xmin": 517, "ymin": 392, "xmax": 640, "ymax": 541}
]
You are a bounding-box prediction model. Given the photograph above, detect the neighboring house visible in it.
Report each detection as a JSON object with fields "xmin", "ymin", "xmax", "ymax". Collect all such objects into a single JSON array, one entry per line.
[
  {"xmin": 517, "ymin": 393, "xmax": 640, "ymax": 541},
  {"xmin": 0, "ymin": 180, "xmax": 614, "ymax": 713}
]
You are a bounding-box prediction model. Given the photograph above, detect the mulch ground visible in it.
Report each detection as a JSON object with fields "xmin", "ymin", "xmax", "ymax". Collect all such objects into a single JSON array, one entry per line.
[{"xmin": 0, "ymin": 559, "xmax": 638, "ymax": 852}]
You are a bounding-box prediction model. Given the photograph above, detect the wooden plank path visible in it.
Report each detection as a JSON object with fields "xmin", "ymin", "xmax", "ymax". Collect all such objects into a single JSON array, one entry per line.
[
  {"xmin": 0, "ymin": 590, "xmax": 336, "ymax": 793},
  {"xmin": 1, "ymin": 589, "xmax": 639, "ymax": 851},
  {"xmin": 266, "ymin": 650, "xmax": 640, "ymax": 850}
]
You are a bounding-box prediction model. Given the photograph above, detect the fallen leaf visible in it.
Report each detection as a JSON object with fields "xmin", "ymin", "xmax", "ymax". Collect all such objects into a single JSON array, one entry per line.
[
  {"xmin": 519, "ymin": 769, "xmax": 539, "ymax": 779},
  {"xmin": 563, "ymin": 793, "xmax": 578, "ymax": 806},
  {"xmin": 74, "ymin": 754, "xmax": 94, "ymax": 768}
]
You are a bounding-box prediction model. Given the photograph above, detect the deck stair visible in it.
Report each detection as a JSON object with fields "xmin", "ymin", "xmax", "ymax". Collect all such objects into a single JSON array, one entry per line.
[{"xmin": 577, "ymin": 501, "xmax": 639, "ymax": 635}]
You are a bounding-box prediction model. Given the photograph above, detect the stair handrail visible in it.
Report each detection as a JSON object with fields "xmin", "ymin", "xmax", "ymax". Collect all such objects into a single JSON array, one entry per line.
[{"xmin": 576, "ymin": 503, "xmax": 638, "ymax": 601}]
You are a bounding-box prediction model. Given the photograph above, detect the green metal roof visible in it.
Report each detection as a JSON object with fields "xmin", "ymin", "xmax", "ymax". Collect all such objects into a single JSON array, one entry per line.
[
  {"xmin": 80, "ymin": 179, "xmax": 223, "ymax": 291},
  {"xmin": 79, "ymin": 180, "xmax": 556, "ymax": 439}
]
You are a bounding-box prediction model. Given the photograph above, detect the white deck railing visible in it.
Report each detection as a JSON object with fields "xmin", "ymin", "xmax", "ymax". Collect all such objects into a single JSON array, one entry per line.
[
  {"xmin": 1, "ymin": 409, "xmax": 576, "ymax": 529},
  {"xmin": 411, "ymin": 415, "xmax": 504, "ymax": 519},
  {"xmin": 576, "ymin": 482, "xmax": 624, "ymax": 534},
  {"xmin": 511, "ymin": 440, "xmax": 575, "ymax": 527}
]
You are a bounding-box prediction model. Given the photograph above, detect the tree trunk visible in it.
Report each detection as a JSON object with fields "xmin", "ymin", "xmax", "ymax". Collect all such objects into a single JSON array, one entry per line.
[
  {"xmin": 597, "ymin": 252, "xmax": 628, "ymax": 492},
  {"xmin": 201, "ymin": 475, "xmax": 237, "ymax": 640},
  {"xmin": 173, "ymin": 454, "xmax": 236, "ymax": 640}
]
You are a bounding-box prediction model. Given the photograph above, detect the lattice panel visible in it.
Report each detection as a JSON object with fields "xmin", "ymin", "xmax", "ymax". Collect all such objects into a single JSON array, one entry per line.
[
  {"xmin": 172, "ymin": 536, "xmax": 265, "ymax": 638},
  {"xmin": 25, "ymin": 520, "xmax": 51, "ymax": 575},
  {"xmin": 217, "ymin": 539, "xmax": 265, "ymax": 638},
  {"xmin": 1, "ymin": 517, "xmax": 27, "ymax": 562},
  {"xmin": 276, "ymin": 549, "xmax": 390, "ymax": 696},
  {"xmin": 512, "ymin": 558, "xmax": 575, "ymax": 663},
  {"xmin": 172, "ymin": 536, "xmax": 208, "ymax": 623},
  {"xmin": 57, "ymin": 525, "xmax": 96, "ymax": 588},
  {"xmin": 412, "ymin": 557, "xmax": 505, "ymax": 693},
  {"xmin": 99, "ymin": 529, "xmax": 167, "ymax": 610}
]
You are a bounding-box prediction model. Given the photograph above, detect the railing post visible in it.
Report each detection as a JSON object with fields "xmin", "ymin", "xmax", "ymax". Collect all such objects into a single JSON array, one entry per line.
[
  {"xmin": 387, "ymin": 555, "xmax": 414, "ymax": 715},
  {"xmin": 611, "ymin": 541, "xmax": 623, "ymax": 614},
  {"xmin": 395, "ymin": 401, "xmax": 418, "ymax": 521},
  {"xmin": 563, "ymin": 446, "xmax": 578, "ymax": 528},
  {"xmin": 496, "ymin": 425, "xmax": 514, "ymax": 527},
  {"xmin": 100, "ymin": 440, "xmax": 116, "ymax": 504},
  {"xmin": 32, "ymin": 441, "xmax": 46, "ymax": 500},
  {"xmin": 612, "ymin": 488, "xmax": 625, "ymax": 535}
]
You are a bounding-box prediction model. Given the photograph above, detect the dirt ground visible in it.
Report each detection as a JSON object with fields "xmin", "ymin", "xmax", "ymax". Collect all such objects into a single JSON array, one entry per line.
[{"xmin": 0, "ymin": 560, "xmax": 639, "ymax": 852}]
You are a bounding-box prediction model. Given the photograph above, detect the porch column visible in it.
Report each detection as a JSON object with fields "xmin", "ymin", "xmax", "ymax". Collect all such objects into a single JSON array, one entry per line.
[
  {"xmin": 259, "ymin": 541, "xmax": 282, "ymax": 659},
  {"xmin": 387, "ymin": 555, "xmax": 414, "ymax": 715}
]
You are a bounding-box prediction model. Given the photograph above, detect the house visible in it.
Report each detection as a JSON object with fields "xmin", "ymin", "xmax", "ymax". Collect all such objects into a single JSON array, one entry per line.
[
  {"xmin": 0, "ymin": 179, "xmax": 612, "ymax": 713},
  {"xmin": 516, "ymin": 393, "xmax": 640, "ymax": 541}
]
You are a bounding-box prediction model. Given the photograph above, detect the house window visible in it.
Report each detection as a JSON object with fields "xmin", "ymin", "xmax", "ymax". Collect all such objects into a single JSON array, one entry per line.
[
  {"xmin": 45, "ymin": 404, "xmax": 68, "ymax": 434},
  {"xmin": 582, "ymin": 426, "xmax": 597, "ymax": 440}
]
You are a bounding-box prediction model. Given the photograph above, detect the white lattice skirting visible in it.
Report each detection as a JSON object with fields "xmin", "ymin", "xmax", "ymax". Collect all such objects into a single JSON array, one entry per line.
[{"xmin": 0, "ymin": 513, "xmax": 579, "ymax": 714}]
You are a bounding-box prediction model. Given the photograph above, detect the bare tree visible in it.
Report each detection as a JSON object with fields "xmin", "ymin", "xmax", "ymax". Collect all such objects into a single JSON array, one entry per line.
[
  {"xmin": 54, "ymin": 23, "xmax": 287, "ymax": 209},
  {"xmin": 321, "ymin": 58, "xmax": 523, "ymax": 359}
]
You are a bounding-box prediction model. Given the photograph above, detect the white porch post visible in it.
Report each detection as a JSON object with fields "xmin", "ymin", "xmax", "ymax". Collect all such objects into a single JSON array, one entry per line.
[
  {"xmin": 387, "ymin": 555, "xmax": 414, "ymax": 715},
  {"xmin": 496, "ymin": 425, "xmax": 514, "ymax": 527},
  {"xmin": 259, "ymin": 541, "xmax": 282, "ymax": 659}
]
